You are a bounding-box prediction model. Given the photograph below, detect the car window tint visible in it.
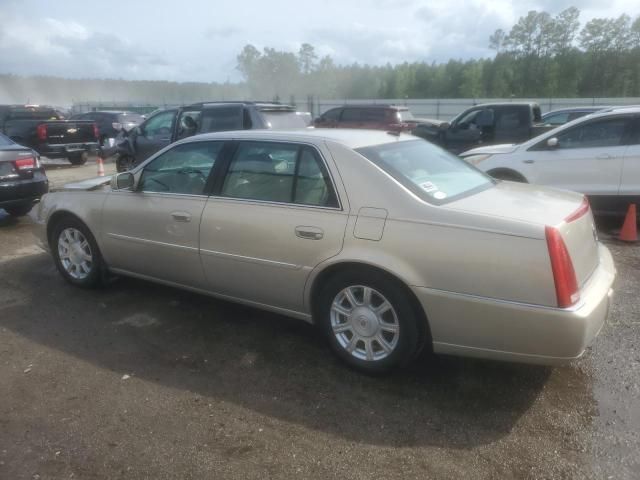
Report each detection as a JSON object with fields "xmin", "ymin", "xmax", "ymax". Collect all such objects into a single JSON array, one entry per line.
[
  {"xmin": 139, "ymin": 141, "xmax": 222, "ymax": 195},
  {"xmin": 544, "ymin": 112, "xmax": 570, "ymax": 125},
  {"xmin": 176, "ymin": 110, "xmax": 201, "ymax": 140},
  {"xmin": 221, "ymin": 142, "xmax": 337, "ymax": 207},
  {"xmin": 357, "ymin": 140, "xmax": 493, "ymax": 205},
  {"xmin": 341, "ymin": 108, "xmax": 362, "ymax": 122},
  {"xmin": 221, "ymin": 142, "xmax": 298, "ymax": 203},
  {"xmin": 456, "ymin": 109, "xmax": 480, "ymax": 127},
  {"xmin": 556, "ymin": 118, "xmax": 628, "ymax": 149},
  {"xmin": 143, "ymin": 111, "xmax": 174, "ymax": 139},
  {"xmin": 199, "ymin": 107, "xmax": 244, "ymax": 132},
  {"xmin": 294, "ymin": 148, "xmax": 336, "ymax": 207},
  {"xmin": 359, "ymin": 109, "xmax": 385, "ymax": 122},
  {"xmin": 322, "ymin": 108, "xmax": 341, "ymax": 121}
]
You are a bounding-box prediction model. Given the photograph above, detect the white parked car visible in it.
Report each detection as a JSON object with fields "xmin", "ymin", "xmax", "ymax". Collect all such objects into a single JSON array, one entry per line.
[{"xmin": 461, "ymin": 108, "xmax": 640, "ymax": 214}]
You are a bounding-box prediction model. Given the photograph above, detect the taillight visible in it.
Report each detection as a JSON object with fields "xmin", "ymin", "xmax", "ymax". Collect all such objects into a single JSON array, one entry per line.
[
  {"xmin": 565, "ymin": 197, "xmax": 590, "ymax": 223},
  {"xmin": 545, "ymin": 226, "xmax": 579, "ymax": 308},
  {"xmin": 93, "ymin": 123, "xmax": 99, "ymax": 139},
  {"xmin": 14, "ymin": 156, "xmax": 36, "ymax": 170},
  {"xmin": 36, "ymin": 124, "xmax": 47, "ymax": 141}
]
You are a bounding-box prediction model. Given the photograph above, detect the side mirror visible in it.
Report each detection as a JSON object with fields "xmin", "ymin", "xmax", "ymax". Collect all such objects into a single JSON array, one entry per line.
[
  {"xmin": 439, "ymin": 122, "xmax": 450, "ymax": 131},
  {"xmin": 547, "ymin": 137, "xmax": 559, "ymax": 148},
  {"xmin": 111, "ymin": 172, "xmax": 135, "ymax": 191}
]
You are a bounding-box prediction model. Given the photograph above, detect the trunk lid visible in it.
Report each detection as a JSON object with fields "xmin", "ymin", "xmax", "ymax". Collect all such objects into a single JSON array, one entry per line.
[
  {"xmin": 446, "ymin": 181, "xmax": 599, "ymax": 287},
  {"xmin": 42, "ymin": 120, "xmax": 97, "ymax": 144}
]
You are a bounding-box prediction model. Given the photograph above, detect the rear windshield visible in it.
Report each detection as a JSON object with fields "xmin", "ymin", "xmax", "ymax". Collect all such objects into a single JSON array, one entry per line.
[
  {"xmin": 356, "ymin": 140, "xmax": 494, "ymax": 205},
  {"xmin": 261, "ymin": 111, "xmax": 309, "ymax": 129},
  {"xmin": 118, "ymin": 113, "xmax": 144, "ymax": 123},
  {"xmin": 7, "ymin": 107, "xmax": 61, "ymax": 121}
]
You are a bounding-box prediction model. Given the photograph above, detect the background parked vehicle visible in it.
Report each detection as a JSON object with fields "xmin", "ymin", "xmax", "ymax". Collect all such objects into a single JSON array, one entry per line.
[
  {"xmin": 34, "ymin": 129, "xmax": 614, "ymax": 373},
  {"xmin": 313, "ymin": 104, "xmax": 424, "ymax": 132},
  {"xmin": 0, "ymin": 105, "xmax": 99, "ymax": 165},
  {"xmin": 72, "ymin": 110, "xmax": 144, "ymax": 147},
  {"xmin": 0, "ymin": 133, "xmax": 48, "ymax": 217},
  {"xmin": 113, "ymin": 102, "xmax": 311, "ymax": 171},
  {"xmin": 460, "ymin": 107, "xmax": 640, "ymax": 215},
  {"xmin": 540, "ymin": 107, "xmax": 607, "ymax": 126}
]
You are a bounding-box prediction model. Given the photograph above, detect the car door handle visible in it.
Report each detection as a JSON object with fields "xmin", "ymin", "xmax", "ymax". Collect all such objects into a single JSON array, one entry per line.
[
  {"xmin": 295, "ymin": 226, "xmax": 323, "ymax": 240},
  {"xmin": 596, "ymin": 154, "xmax": 613, "ymax": 160},
  {"xmin": 523, "ymin": 159, "xmax": 535, "ymax": 164},
  {"xmin": 171, "ymin": 212, "xmax": 192, "ymax": 222}
]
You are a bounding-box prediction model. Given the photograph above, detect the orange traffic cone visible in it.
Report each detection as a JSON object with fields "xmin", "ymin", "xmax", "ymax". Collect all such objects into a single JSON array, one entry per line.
[
  {"xmin": 97, "ymin": 156, "xmax": 105, "ymax": 176},
  {"xmin": 618, "ymin": 204, "xmax": 637, "ymax": 242}
]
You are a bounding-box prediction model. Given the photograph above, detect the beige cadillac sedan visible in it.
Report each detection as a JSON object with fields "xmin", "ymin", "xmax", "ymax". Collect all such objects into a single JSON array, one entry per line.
[{"xmin": 33, "ymin": 129, "xmax": 615, "ymax": 373}]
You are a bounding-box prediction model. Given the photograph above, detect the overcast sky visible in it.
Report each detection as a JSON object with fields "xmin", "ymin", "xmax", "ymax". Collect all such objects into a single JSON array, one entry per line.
[{"xmin": 0, "ymin": 0, "xmax": 637, "ymax": 83}]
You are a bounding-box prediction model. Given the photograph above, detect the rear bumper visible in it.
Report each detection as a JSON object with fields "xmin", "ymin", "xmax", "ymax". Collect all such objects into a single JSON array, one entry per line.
[
  {"xmin": 412, "ymin": 243, "xmax": 616, "ymax": 365},
  {"xmin": 38, "ymin": 142, "xmax": 99, "ymax": 159},
  {"xmin": 0, "ymin": 173, "xmax": 49, "ymax": 208}
]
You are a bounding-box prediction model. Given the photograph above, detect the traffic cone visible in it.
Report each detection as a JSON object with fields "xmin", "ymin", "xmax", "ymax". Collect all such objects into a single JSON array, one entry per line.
[
  {"xmin": 618, "ymin": 204, "xmax": 637, "ymax": 242},
  {"xmin": 97, "ymin": 156, "xmax": 105, "ymax": 177}
]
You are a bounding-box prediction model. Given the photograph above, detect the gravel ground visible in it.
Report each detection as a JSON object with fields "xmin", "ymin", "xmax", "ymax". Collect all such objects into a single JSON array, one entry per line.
[{"xmin": 0, "ymin": 163, "xmax": 638, "ymax": 479}]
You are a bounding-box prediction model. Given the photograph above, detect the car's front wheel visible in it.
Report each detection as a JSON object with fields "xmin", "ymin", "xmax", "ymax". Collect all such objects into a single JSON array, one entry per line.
[
  {"xmin": 51, "ymin": 218, "xmax": 104, "ymax": 288},
  {"xmin": 317, "ymin": 270, "xmax": 424, "ymax": 373}
]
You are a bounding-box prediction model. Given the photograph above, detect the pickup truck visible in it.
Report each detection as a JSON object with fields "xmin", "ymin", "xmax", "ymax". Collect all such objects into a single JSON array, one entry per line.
[
  {"xmin": 112, "ymin": 101, "xmax": 311, "ymax": 171},
  {"xmin": 411, "ymin": 102, "xmax": 553, "ymax": 154},
  {"xmin": 0, "ymin": 105, "xmax": 99, "ymax": 165}
]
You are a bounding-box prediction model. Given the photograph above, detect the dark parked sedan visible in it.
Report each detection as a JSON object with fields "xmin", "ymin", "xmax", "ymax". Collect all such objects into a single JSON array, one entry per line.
[
  {"xmin": 72, "ymin": 111, "xmax": 144, "ymax": 146},
  {"xmin": 0, "ymin": 133, "xmax": 48, "ymax": 217}
]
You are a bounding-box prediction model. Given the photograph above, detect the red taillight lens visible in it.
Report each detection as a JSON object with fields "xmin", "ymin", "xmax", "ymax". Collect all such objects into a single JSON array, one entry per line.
[
  {"xmin": 565, "ymin": 197, "xmax": 590, "ymax": 223},
  {"xmin": 14, "ymin": 156, "xmax": 36, "ymax": 170},
  {"xmin": 93, "ymin": 123, "xmax": 99, "ymax": 139},
  {"xmin": 36, "ymin": 124, "xmax": 47, "ymax": 141},
  {"xmin": 545, "ymin": 226, "xmax": 580, "ymax": 308}
]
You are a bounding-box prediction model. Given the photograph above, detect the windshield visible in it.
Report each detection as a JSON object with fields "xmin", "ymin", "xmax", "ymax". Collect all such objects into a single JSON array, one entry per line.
[
  {"xmin": 356, "ymin": 140, "xmax": 494, "ymax": 205},
  {"xmin": 118, "ymin": 113, "xmax": 144, "ymax": 124},
  {"xmin": 398, "ymin": 110, "xmax": 414, "ymax": 122},
  {"xmin": 262, "ymin": 111, "xmax": 309, "ymax": 129}
]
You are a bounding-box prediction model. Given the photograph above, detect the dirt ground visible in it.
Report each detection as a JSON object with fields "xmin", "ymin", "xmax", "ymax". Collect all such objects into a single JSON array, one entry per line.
[{"xmin": 0, "ymin": 158, "xmax": 638, "ymax": 479}]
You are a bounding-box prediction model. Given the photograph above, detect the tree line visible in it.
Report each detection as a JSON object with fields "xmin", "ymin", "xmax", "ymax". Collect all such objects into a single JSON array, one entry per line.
[
  {"xmin": 0, "ymin": 7, "xmax": 638, "ymax": 106},
  {"xmin": 237, "ymin": 7, "xmax": 640, "ymax": 99}
]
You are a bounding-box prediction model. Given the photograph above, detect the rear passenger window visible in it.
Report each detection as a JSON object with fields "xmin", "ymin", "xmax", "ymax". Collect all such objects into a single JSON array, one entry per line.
[
  {"xmin": 341, "ymin": 108, "xmax": 362, "ymax": 122},
  {"xmin": 221, "ymin": 142, "xmax": 337, "ymax": 207}
]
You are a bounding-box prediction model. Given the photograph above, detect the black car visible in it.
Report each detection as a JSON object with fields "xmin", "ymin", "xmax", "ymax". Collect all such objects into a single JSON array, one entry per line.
[
  {"xmin": 0, "ymin": 133, "xmax": 48, "ymax": 217},
  {"xmin": 72, "ymin": 110, "xmax": 144, "ymax": 146},
  {"xmin": 114, "ymin": 102, "xmax": 311, "ymax": 171},
  {"xmin": 0, "ymin": 105, "xmax": 99, "ymax": 165}
]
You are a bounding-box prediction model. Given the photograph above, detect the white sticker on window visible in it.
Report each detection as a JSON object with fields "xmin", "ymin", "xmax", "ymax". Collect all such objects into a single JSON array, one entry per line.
[
  {"xmin": 433, "ymin": 191, "xmax": 447, "ymax": 200},
  {"xmin": 420, "ymin": 181, "xmax": 438, "ymax": 193}
]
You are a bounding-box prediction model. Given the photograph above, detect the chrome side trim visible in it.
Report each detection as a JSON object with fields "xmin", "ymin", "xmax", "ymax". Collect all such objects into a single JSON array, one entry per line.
[
  {"xmin": 108, "ymin": 267, "xmax": 313, "ymax": 322},
  {"xmin": 199, "ymin": 248, "xmax": 301, "ymax": 270},
  {"xmin": 105, "ymin": 233, "xmax": 198, "ymax": 252},
  {"xmin": 414, "ymin": 285, "xmax": 584, "ymax": 313},
  {"xmin": 206, "ymin": 195, "xmax": 344, "ymax": 212}
]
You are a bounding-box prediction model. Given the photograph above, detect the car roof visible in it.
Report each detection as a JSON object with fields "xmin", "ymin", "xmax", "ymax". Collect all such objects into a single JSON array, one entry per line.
[
  {"xmin": 327, "ymin": 104, "xmax": 409, "ymax": 111},
  {"xmin": 181, "ymin": 128, "xmax": 417, "ymax": 149},
  {"xmin": 543, "ymin": 107, "xmax": 605, "ymax": 114},
  {"xmin": 183, "ymin": 101, "xmax": 294, "ymax": 110}
]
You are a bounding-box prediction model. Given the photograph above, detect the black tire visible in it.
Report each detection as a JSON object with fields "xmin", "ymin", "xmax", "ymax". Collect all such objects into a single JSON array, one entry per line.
[
  {"xmin": 51, "ymin": 217, "xmax": 104, "ymax": 288},
  {"xmin": 116, "ymin": 155, "xmax": 136, "ymax": 172},
  {"xmin": 316, "ymin": 269, "xmax": 425, "ymax": 373},
  {"xmin": 4, "ymin": 204, "xmax": 33, "ymax": 217},
  {"xmin": 68, "ymin": 151, "xmax": 89, "ymax": 165},
  {"xmin": 488, "ymin": 169, "xmax": 527, "ymax": 183}
]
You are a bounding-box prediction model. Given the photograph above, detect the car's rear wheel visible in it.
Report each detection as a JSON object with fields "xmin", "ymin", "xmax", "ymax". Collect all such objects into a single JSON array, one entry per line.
[
  {"xmin": 317, "ymin": 270, "xmax": 423, "ymax": 373},
  {"xmin": 68, "ymin": 151, "xmax": 89, "ymax": 165},
  {"xmin": 488, "ymin": 169, "xmax": 527, "ymax": 183},
  {"xmin": 51, "ymin": 218, "xmax": 104, "ymax": 288},
  {"xmin": 4, "ymin": 204, "xmax": 33, "ymax": 217},
  {"xmin": 116, "ymin": 155, "xmax": 135, "ymax": 172}
]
